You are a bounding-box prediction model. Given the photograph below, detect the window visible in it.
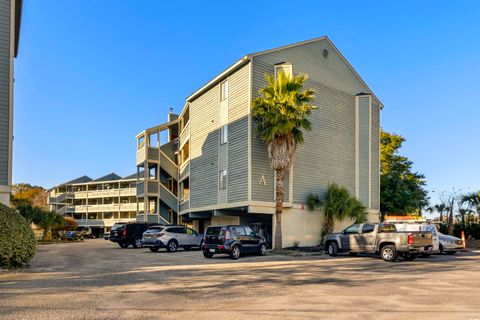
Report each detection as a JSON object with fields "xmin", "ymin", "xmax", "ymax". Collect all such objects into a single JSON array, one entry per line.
[
  {"xmin": 220, "ymin": 125, "xmax": 228, "ymax": 144},
  {"xmin": 186, "ymin": 228, "xmax": 197, "ymax": 235},
  {"xmin": 362, "ymin": 224, "xmax": 375, "ymax": 234},
  {"xmin": 343, "ymin": 224, "xmax": 360, "ymax": 235},
  {"xmin": 138, "ymin": 135, "xmax": 145, "ymax": 150},
  {"xmin": 274, "ymin": 63, "xmax": 293, "ymax": 78},
  {"xmin": 244, "ymin": 226, "xmax": 255, "ymax": 236},
  {"xmin": 219, "ymin": 170, "xmax": 227, "ymax": 190},
  {"xmin": 231, "ymin": 226, "xmax": 246, "ymax": 236},
  {"xmin": 378, "ymin": 224, "xmax": 397, "ymax": 233},
  {"xmin": 220, "ymin": 80, "xmax": 229, "ymax": 101}
]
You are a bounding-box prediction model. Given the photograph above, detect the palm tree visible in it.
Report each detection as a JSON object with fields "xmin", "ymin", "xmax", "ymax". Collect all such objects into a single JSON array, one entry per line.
[
  {"xmin": 461, "ymin": 192, "xmax": 480, "ymax": 219},
  {"xmin": 36, "ymin": 210, "xmax": 64, "ymax": 240},
  {"xmin": 307, "ymin": 183, "xmax": 368, "ymax": 240},
  {"xmin": 252, "ymin": 71, "xmax": 316, "ymax": 249},
  {"xmin": 433, "ymin": 203, "xmax": 447, "ymax": 223}
]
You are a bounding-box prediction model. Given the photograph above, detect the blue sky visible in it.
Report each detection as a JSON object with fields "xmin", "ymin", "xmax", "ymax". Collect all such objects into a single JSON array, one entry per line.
[{"xmin": 13, "ymin": 1, "xmax": 480, "ymax": 202}]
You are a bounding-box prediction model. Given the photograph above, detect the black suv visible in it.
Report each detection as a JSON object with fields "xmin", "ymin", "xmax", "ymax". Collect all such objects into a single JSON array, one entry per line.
[
  {"xmin": 202, "ymin": 225, "xmax": 267, "ymax": 260},
  {"xmin": 109, "ymin": 222, "xmax": 154, "ymax": 248}
]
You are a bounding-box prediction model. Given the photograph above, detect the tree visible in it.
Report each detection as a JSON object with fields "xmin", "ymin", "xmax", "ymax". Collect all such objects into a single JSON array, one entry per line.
[
  {"xmin": 307, "ymin": 184, "xmax": 368, "ymax": 240},
  {"xmin": 438, "ymin": 189, "xmax": 460, "ymax": 236},
  {"xmin": 461, "ymin": 191, "xmax": 480, "ymax": 219},
  {"xmin": 17, "ymin": 205, "xmax": 64, "ymax": 240},
  {"xmin": 11, "ymin": 183, "xmax": 48, "ymax": 209},
  {"xmin": 380, "ymin": 130, "xmax": 428, "ymax": 220},
  {"xmin": 252, "ymin": 71, "xmax": 316, "ymax": 249}
]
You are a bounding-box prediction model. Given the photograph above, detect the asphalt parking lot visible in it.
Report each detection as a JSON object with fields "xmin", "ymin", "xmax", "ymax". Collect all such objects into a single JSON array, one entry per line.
[{"xmin": 1, "ymin": 239, "xmax": 480, "ymax": 320}]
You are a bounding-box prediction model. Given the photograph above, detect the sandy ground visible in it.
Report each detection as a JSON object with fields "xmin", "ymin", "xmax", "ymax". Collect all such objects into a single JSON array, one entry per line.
[{"xmin": 1, "ymin": 239, "xmax": 479, "ymax": 320}]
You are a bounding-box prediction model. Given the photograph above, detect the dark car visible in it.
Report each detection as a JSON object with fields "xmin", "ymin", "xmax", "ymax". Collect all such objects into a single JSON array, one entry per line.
[
  {"xmin": 202, "ymin": 225, "xmax": 267, "ymax": 260},
  {"xmin": 109, "ymin": 222, "xmax": 153, "ymax": 248}
]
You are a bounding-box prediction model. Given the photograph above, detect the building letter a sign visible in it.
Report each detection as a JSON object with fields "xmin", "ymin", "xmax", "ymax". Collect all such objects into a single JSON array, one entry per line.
[{"xmin": 259, "ymin": 175, "xmax": 267, "ymax": 186}]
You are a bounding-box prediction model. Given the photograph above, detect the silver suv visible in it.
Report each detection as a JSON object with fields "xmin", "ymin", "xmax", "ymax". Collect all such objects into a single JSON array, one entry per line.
[{"xmin": 142, "ymin": 225, "xmax": 203, "ymax": 252}]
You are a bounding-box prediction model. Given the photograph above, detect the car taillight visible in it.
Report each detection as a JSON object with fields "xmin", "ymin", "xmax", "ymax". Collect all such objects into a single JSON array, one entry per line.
[
  {"xmin": 122, "ymin": 228, "xmax": 126, "ymax": 238},
  {"xmin": 407, "ymin": 233, "xmax": 414, "ymax": 245},
  {"xmin": 225, "ymin": 230, "xmax": 231, "ymax": 241}
]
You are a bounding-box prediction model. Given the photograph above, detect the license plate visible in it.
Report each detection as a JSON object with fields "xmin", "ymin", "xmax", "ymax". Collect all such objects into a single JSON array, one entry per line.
[{"xmin": 209, "ymin": 249, "xmax": 215, "ymax": 253}]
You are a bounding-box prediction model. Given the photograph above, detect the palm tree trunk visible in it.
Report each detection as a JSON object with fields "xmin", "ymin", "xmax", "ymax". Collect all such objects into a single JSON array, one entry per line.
[
  {"xmin": 321, "ymin": 216, "xmax": 335, "ymax": 241},
  {"xmin": 448, "ymin": 207, "xmax": 454, "ymax": 236},
  {"xmin": 274, "ymin": 169, "xmax": 285, "ymax": 250}
]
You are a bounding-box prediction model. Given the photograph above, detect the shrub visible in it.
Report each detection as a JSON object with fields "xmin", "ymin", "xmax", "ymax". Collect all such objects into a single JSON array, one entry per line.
[{"xmin": 0, "ymin": 203, "xmax": 36, "ymax": 269}]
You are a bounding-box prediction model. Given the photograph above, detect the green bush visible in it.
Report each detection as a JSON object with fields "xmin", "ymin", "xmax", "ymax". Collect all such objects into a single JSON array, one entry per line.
[{"xmin": 0, "ymin": 203, "xmax": 36, "ymax": 269}]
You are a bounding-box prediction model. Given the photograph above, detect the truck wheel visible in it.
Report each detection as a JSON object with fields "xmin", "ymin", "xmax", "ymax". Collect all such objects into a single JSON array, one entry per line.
[
  {"xmin": 327, "ymin": 242, "xmax": 338, "ymax": 257},
  {"xmin": 380, "ymin": 245, "xmax": 397, "ymax": 262},
  {"xmin": 403, "ymin": 253, "xmax": 418, "ymax": 261}
]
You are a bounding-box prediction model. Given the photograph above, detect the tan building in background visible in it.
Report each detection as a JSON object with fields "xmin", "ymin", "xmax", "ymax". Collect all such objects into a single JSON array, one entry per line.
[{"xmin": 48, "ymin": 173, "xmax": 140, "ymax": 236}]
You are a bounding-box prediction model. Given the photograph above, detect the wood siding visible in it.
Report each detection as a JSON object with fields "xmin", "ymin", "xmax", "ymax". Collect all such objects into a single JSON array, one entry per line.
[
  {"xmin": 371, "ymin": 103, "xmax": 380, "ymax": 210},
  {"xmin": 189, "ymin": 83, "xmax": 220, "ymax": 208},
  {"xmin": 189, "ymin": 63, "xmax": 250, "ymax": 210},
  {"xmin": 227, "ymin": 63, "xmax": 249, "ymax": 203},
  {"xmin": 0, "ymin": 0, "xmax": 11, "ymax": 186},
  {"xmin": 358, "ymin": 95, "xmax": 370, "ymax": 206},
  {"xmin": 251, "ymin": 38, "xmax": 378, "ymax": 209}
]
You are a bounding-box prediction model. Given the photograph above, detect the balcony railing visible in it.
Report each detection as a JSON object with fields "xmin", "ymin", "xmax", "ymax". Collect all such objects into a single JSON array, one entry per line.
[
  {"xmin": 73, "ymin": 203, "xmax": 144, "ymax": 213},
  {"xmin": 179, "ymin": 122, "xmax": 190, "ymax": 149},
  {"xmin": 136, "ymin": 146, "xmax": 161, "ymax": 165},
  {"xmin": 160, "ymin": 183, "xmax": 178, "ymax": 212}
]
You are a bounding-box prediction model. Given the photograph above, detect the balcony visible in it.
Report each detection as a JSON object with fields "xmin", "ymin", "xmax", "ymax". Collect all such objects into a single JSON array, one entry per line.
[
  {"xmin": 136, "ymin": 181, "xmax": 160, "ymax": 197},
  {"xmin": 77, "ymin": 217, "xmax": 137, "ymax": 227},
  {"xmin": 73, "ymin": 203, "xmax": 144, "ymax": 213},
  {"xmin": 57, "ymin": 206, "xmax": 74, "ymax": 215},
  {"xmin": 136, "ymin": 146, "xmax": 160, "ymax": 165}
]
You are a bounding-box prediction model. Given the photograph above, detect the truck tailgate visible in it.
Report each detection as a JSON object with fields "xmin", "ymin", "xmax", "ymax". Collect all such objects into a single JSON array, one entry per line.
[{"xmin": 412, "ymin": 232, "xmax": 432, "ymax": 247}]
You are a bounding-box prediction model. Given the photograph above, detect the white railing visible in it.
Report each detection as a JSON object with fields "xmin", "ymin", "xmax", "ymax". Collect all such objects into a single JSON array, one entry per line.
[
  {"xmin": 136, "ymin": 147, "xmax": 146, "ymax": 164},
  {"xmin": 73, "ymin": 203, "xmax": 144, "ymax": 213}
]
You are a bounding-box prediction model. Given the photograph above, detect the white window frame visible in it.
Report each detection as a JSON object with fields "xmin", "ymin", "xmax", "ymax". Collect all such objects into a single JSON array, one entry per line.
[
  {"xmin": 220, "ymin": 124, "xmax": 228, "ymax": 144},
  {"xmin": 219, "ymin": 170, "xmax": 227, "ymax": 190},
  {"xmin": 274, "ymin": 63, "xmax": 293, "ymax": 78},
  {"xmin": 220, "ymin": 80, "xmax": 229, "ymax": 101}
]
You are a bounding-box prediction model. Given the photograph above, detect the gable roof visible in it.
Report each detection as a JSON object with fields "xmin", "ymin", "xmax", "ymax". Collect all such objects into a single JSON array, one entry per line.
[
  {"xmin": 186, "ymin": 36, "xmax": 382, "ymax": 107},
  {"xmin": 92, "ymin": 173, "xmax": 122, "ymax": 182},
  {"xmin": 122, "ymin": 173, "xmax": 138, "ymax": 180},
  {"xmin": 63, "ymin": 175, "xmax": 92, "ymax": 185}
]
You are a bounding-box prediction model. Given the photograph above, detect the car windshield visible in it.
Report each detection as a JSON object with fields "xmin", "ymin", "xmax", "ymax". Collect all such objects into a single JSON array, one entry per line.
[{"xmin": 206, "ymin": 227, "xmax": 223, "ymax": 236}]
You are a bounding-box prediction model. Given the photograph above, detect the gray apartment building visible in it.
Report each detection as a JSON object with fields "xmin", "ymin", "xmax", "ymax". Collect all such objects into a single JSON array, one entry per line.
[
  {"xmin": 0, "ymin": 0, "xmax": 22, "ymax": 205},
  {"xmin": 135, "ymin": 36, "xmax": 381, "ymax": 248}
]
